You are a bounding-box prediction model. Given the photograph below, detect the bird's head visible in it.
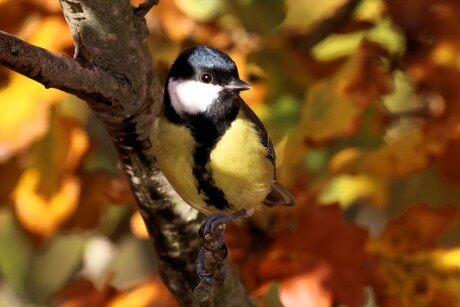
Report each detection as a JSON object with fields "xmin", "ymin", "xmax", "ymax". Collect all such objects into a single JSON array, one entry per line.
[{"xmin": 166, "ymin": 46, "xmax": 251, "ymax": 115}]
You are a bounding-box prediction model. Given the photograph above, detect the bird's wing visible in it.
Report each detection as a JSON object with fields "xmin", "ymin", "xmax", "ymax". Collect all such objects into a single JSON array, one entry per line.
[
  {"xmin": 239, "ymin": 100, "xmax": 276, "ymax": 166},
  {"xmin": 239, "ymin": 100, "xmax": 296, "ymax": 207},
  {"xmin": 263, "ymin": 180, "xmax": 296, "ymax": 207}
]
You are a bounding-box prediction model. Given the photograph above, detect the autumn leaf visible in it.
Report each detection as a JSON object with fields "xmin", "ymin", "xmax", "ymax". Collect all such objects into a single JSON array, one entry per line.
[
  {"xmin": 66, "ymin": 172, "xmax": 115, "ymax": 230},
  {"xmin": 297, "ymin": 40, "xmax": 392, "ymax": 147},
  {"xmin": 329, "ymin": 129, "xmax": 438, "ymax": 178},
  {"xmin": 368, "ymin": 204, "xmax": 460, "ymax": 307},
  {"xmin": 52, "ymin": 276, "xmax": 177, "ymax": 307},
  {"xmin": 109, "ymin": 276, "xmax": 177, "ymax": 307},
  {"xmin": 13, "ymin": 169, "xmax": 80, "ymax": 237},
  {"xmin": 51, "ymin": 277, "xmax": 118, "ymax": 307},
  {"xmin": 282, "ymin": 0, "xmax": 348, "ymax": 30},
  {"xmin": 0, "ymin": 16, "xmax": 73, "ymax": 162},
  {"xmin": 130, "ymin": 211, "xmax": 149, "ymax": 240},
  {"xmin": 228, "ymin": 202, "xmax": 374, "ymax": 307},
  {"xmin": 261, "ymin": 203, "xmax": 374, "ymax": 307},
  {"xmin": 12, "ymin": 115, "xmax": 89, "ymax": 238}
]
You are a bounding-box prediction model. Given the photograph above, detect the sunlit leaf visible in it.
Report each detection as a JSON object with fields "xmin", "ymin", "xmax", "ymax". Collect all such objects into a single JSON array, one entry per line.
[
  {"xmin": 330, "ymin": 128, "xmax": 448, "ymax": 178},
  {"xmin": 312, "ymin": 32, "xmax": 366, "ymax": 61},
  {"xmin": 174, "ymin": 0, "xmax": 223, "ymax": 22},
  {"xmin": 282, "ymin": 0, "xmax": 348, "ymax": 29},
  {"xmin": 13, "ymin": 169, "xmax": 80, "ymax": 237},
  {"xmin": 130, "ymin": 211, "xmax": 149, "ymax": 240},
  {"xmin": 319, "ymin": 174, "xmax": 389, "ymax": 208},
  {"xmin": 279, "ymin": 264, "xmax": 332, "ymax": 307},
  {"xmin": 0, "ymin": 16, "xmax": 72, "ymax": 161},
  {"xmin": 296, "ymin": 40, "xmax": 391, "ymax": 149},
  {"xmin": 109, "ymin": 276, "xmax": 177, "ymax": 307},
  {"xmin": 260, "ymin": 203, "xmax": 374, "ymax": 307},
  {"xmin": 368, "ymin": 204, "xmax": 460, "ymax": 306},
  {"xmin": 150, "ymin": 0, "xmax": 196, "ymax": 42},
  {"xmin": 12, "ymin": 116, "xmax": 88, "ymax": 237}
]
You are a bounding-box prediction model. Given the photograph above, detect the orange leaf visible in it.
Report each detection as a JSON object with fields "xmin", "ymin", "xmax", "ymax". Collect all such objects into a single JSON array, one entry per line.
[
  {"xmin": 12, "ymin": 116, "xmax": 88, "ymax": 237},
  {"xmin": 13, "ymin": 169, "xmax": 80, "ymax": 237},
  {"xmin": 279, "ymin": 263, "xmax": 332, "ymax": 307},
  {"xmin": 368, "ymin": 204, "xmax": 460, "ymax": 307},
  {"xmin": 367, "ymin": 203, "xmax": 457, "ymax": 255},
  {"xmin": 130, "ymin": 211, "xmax": 149, "ymax": 240},
  {"xmin": 262, "ymin": 203, "xmax": 373, "ymax": 307},
  {"xmin": 51, "ymin": 277, "xmax": 117, "ymax": 307},
  {"xmin": 108, "ymin": 276, "xmax": 177, "ymax": 307},
  {"xmin": 0, "ymin": 16, "xmax": 73, "ymax": 161},
  {"xmin": 296, "ymin": 41, "xmax": 391, "ymax": 147},
  {"xmin": 330, "ymin": 128, "xmax": 445, "ymax": 178}
]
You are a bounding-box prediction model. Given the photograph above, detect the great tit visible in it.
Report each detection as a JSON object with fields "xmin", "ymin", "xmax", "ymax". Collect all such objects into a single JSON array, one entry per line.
[{"xmin": 150, "ymin": 46, "xmax": 295, "ymax": 220}]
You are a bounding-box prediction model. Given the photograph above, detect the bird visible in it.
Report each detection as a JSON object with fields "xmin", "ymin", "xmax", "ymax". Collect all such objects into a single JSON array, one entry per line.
[
  {"xmin": 150, "ymin": 46, "xmax": 295, "ymax": 221},
  {"xmin": 150, "ymin": 46, "xmax": 295, "ymax": 285}
]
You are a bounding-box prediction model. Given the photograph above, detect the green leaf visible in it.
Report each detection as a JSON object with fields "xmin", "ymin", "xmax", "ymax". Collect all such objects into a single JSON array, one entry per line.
[
  {"xmin": 0, "ymin": 209, "xmax": 32, "ymax": 297},
  {"xmin": 26, "ymin": 234, "xmax": 86, "ymax": 303}
]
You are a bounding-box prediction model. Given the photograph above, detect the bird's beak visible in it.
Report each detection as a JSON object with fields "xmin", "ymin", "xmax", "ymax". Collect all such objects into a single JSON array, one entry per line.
[{"xmin": 226, "ymin": 78, "xmax": 252, "ymax": 91}]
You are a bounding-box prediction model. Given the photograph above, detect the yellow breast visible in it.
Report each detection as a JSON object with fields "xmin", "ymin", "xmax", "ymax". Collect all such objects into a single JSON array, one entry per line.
[
  {"xmin": 209, "ymin": 117, "xmax": 273, "ymax": 211},
  {"xmin": 150, "ymin": 111, "xmax": 274, "ymax": 215}
]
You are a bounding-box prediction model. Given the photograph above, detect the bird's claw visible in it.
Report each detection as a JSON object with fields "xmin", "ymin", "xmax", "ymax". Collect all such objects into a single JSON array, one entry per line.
[
  {"xmin": 196, "ymin": 210, "xmax": 247, "ymax": 286},
  {"xmin": 196, "ymin": 245, "xmax": 227, "ymax": 285}
]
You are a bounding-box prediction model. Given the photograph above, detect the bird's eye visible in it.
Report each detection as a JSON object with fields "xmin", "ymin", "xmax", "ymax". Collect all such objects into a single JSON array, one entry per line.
[{"xmin": 200, "ymin": 73, "xmax": 213, "ymax": 84}]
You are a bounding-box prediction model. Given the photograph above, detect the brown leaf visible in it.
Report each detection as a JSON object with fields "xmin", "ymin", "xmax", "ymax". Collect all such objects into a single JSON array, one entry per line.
[
  {"xmin": 297, "ymin": 41, "xmax": 392, "ymax": 147},
  {"xmin": 257, "ymin": 205, "xmax": 372, "ymax": 306},
  {"xmin": 52, "ymin": 275, "xmax": 177, "ymax": 307},
  {"xmin": 368, "ymin": 204, "xmax": 457, "ymax": 255},
  {"xmin": 368, "ymin": 204, "xmax": 460, "ymax": 307},
  {"xmin": 0, "ymin": 157, "xmax": 22, "ymax": 204},
  {"xmin": 66, "ymin": 172, "xmax": 115, "ymax": 230},
  {"xmin": 344, "ymin": 40, "xmax": 393, "ymax": 107},
  {"xmin": 51, "ymin": 278, "xmax": 117, "ymax": 307}
]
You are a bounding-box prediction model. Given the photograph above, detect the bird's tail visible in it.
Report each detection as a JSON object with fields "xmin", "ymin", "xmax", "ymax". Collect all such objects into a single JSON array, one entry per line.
[{"xmin": 262, "ymin": 180, "xmax": 296, "ymax": 207}]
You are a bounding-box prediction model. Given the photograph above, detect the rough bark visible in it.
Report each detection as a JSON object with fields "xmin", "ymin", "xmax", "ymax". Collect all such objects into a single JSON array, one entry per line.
[{"xmin": 0, "ymin": 0, "xmax": 252, "ymax": 306}]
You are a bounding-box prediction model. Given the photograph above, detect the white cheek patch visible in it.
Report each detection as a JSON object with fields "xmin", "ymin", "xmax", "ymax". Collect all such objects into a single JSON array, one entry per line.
[{"xmin": 168, "ymin": 79, "xmax": 223, "ymax": 114}]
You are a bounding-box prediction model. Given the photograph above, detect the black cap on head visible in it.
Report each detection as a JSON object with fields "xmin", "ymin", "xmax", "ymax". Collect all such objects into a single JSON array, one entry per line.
[{"xmin": 167, "ymin": 46, "xmax": 240, "ymax": 85}]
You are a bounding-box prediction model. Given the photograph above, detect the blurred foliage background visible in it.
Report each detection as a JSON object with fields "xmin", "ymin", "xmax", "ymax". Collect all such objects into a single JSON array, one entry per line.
[{"xmin": 1, "ymin": 0, "xmax": 460, "ymax": 306}]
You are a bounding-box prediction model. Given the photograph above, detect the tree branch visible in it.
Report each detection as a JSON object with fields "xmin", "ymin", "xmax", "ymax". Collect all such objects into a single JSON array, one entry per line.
[
  {"xmin": 134, "ymin": 0, "xmax": 159, "ymax": 16},
  {"xmin": 0, "ymin": 0, "xmax": 253, "ymax": 305},
  {"xmin": 0, "ymin": 30, "xmax": 128, "ymax": 104}
]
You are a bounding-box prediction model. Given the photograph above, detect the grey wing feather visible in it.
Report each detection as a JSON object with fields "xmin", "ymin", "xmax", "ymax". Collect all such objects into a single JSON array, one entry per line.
[
  {"xmin": 263, "ymin": 180, "xmax": 296, "ymax": 207},
  {"xmin": 240, "ymin": 100, "xmax": 296, "ymax": 207}
]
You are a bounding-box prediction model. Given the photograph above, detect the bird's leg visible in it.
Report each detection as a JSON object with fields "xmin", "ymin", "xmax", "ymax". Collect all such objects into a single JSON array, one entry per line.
[{"xmin": 196, "ymin": 209, "xmax": 253, "ymax": 285}]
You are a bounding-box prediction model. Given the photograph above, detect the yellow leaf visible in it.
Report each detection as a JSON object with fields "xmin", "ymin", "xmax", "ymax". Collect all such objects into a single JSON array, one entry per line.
[
  {"xmin": 330, "ymin": 129, "xmax": 444, "ymax": 178},
  {"xmin": 0, "ymin": 16, "xmax": 73, "ymax": 161},
  {"xmin": 0, "ymin": 73, "xmax": 62, "ymax": 161},
  {"xmin": 319, "ymin": 174, "xmax": 389, "ymax": 208},
  {"xmin": 368, "ymin": 204, "xmax": 460, "ymax": 306},
  {"xmin": 282, "ymin": 0, "xmax": 347, "ymax": 29},
  {"xmin": 13, "ymin": 168, "xmax": 80, "ymax": 237}
]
